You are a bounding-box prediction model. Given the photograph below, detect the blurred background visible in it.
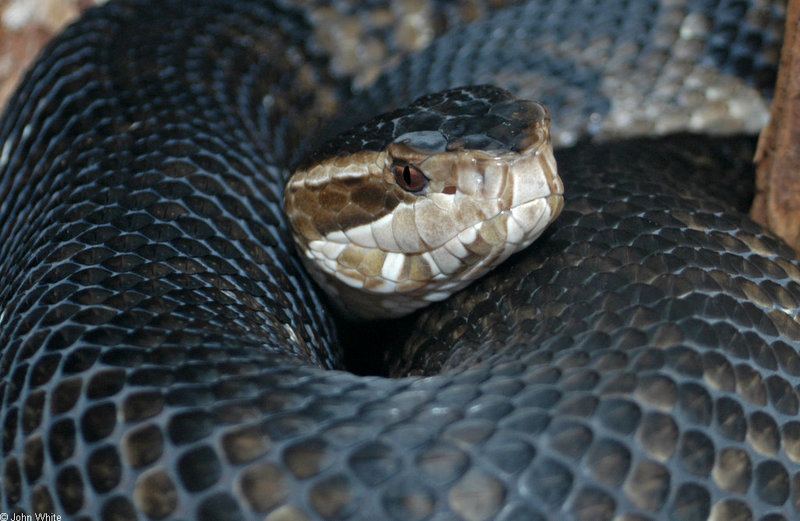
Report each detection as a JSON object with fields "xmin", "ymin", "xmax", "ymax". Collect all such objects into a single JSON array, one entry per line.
[{"xmin": 0, "ymin": 0, "xmax": 103, "ymax": 110}]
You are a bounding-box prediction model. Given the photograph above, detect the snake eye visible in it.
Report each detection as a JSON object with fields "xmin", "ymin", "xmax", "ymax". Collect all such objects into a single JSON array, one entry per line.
[{"xmin": 392, "ymin": 163, "xmax": 428, "ymax": 192}]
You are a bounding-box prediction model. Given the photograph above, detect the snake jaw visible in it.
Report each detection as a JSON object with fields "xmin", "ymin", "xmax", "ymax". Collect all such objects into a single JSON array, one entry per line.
[{"xmin": 285, "ymin": 86, "xmax": 563, "ymax": 319}]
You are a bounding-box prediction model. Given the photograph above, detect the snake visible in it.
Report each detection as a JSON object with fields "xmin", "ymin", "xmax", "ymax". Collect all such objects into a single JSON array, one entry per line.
[{"xmin": 0, "ymin": 0, "xmax": 797, "ymax": 520}]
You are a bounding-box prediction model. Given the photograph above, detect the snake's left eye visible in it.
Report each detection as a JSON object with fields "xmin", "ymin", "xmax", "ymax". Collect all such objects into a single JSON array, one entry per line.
[{"xmin": 392, "ymin": 163, "xmax": 428, "ymax": 192}]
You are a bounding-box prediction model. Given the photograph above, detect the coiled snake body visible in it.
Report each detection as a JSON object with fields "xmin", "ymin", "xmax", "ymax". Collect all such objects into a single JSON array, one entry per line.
[{"xmin": 0, "ymin": 1, "xmax": 797, "ymax": 520}]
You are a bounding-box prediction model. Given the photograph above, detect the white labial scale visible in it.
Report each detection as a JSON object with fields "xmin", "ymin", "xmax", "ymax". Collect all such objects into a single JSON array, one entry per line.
[
  {"xmin": 512, "ymin": 200, "xmax": 548, "ymax": 236},
  {"xmin": 431, "ymin": 272, "xmax": 449, "ymax": 282},
  {"xmin": 511, "ymin": 171, "xmax": 550, "ymax": 207},
  {"xmin": 414, "ymin": 198, "xmax": 458, "ymax": 249},
  {"xmin": 324, "ymin": 229, "xmax": 350, "ymax": 244},
  {"xmin": 321, "ymin": 257, "xmax": 339, "ymax": 274},
  {"xmin": 370, "ymin": 213, "xmax": 400, "ymax": 251},
  {"xmin": 460, "ymin": 257, "xmax": 491, "ymax": 281},
  {"xmin": 477, "ymin": 214, "xmax": 509, "ymax": 247},
  {"xmin": 381, "ymin": 252, "xmax": 406, "ymax": 283},
  {"xmin": 428, "ymin": 244, "xmax": 463, "ymax": 275},
  {"xmin": 392, "ymin": 203, "xmax": 424, "ymax": 251},
  {"xmin": 309, "ymin": 240, "xmax": 347, "ymax": 261},
  {"xmin": 505, "ymin": 209, "xmax": 526, "ymax": 245},
  {"xmin": 533, "ymin": 200, "xmax": 553, "ymax": 235},
  {"xmin": 343, "ymin": 221, "xmax": 378, "ymax": 248},
  {"xmin": 514, "ymin": 200, "xmax": 551, "ymax": 248},
  {"xmin": 457, "ymin": 226, "xmax": 478, "ymax": 249},
  {"xmin": 370, "ymin": 279, "xmax": 400, "ymax": 294},
  {"xmin": 424, "ymin": 291, "xmax": 452, "ymax": 302},
  {"xmin": 437, "ymin": 279, "xmax": 462, "ymax": 292},
  {"xmin": 443, "ymin": 236, "xmax": 470, "ymax": 260},
  {"xmin": 463, "ymin": 225, "xmax": 494, "ymax": 257},
  {"xmin": 420, "ymin": 252, "xmax": 438, "ymax": 281},
  {"xmin": 337, "ymin": 264, "xmax": 366, "ymax": 289}
]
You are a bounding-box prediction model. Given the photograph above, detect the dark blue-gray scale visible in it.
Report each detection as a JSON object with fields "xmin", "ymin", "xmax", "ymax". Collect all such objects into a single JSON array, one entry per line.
[
  {"xmin": 335, "ymin": 0, "xmax": 784, "ymax": 147},
  {"xmin": 299, "ymin": 86, "xmax": 546, "ymax": 169},
  {"xmin": 0, "ymin": 1, "xmax": 797, "ymax": 521}
]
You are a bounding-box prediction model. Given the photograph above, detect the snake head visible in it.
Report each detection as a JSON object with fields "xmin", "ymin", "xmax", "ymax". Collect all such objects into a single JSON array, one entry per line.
[{"xmin": 285, "ymin": 85, "xmax": 563, "ymax": 319}]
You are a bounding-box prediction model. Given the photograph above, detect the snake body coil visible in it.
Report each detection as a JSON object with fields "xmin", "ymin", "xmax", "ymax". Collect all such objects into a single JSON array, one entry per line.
[{"xmin": 0, "ymin": 1, "xmax": 797, "ymax": 520}]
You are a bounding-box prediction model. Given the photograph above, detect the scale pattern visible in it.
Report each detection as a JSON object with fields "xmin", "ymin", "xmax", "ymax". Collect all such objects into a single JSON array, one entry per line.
[{"xmin": 0, "ymin": 1, "xmax": 797, "ymax": 520}]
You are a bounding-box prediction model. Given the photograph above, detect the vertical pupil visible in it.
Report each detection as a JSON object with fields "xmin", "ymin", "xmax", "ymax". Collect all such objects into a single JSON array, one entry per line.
[{"xmin": 403, "ymin": 166, "xmax": 412, "ymax": 186}]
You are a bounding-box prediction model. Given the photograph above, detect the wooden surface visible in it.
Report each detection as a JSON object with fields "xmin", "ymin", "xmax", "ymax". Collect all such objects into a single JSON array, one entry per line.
[
  {"xmin": 0, "ymin": 0, "xmax": 101, "ymax": 111},
  {"xmin": 752, "ymin": 0, "xmax": 800, "ymax": 252}
]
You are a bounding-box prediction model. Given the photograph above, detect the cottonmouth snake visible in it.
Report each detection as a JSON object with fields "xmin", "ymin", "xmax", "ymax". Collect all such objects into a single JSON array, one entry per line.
[{"xmin": 0, "ymin": 1, "xmax": 796, "ymax": 520}]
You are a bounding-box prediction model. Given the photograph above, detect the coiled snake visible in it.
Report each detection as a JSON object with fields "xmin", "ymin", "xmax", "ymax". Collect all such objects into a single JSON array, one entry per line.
[{"xmin": 0, "ymin": 1, "xmax": 796, "ymax": 520}]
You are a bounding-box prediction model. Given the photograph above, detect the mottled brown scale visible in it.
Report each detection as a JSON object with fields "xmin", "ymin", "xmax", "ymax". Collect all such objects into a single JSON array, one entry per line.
[
  {"xmin": 221, "ymin": 426, "xmax": 272, "ymax": 464},
  {"xmin": 351, "ymin": 183, "xmax": 388, "ymax": 214},
  {"xmin": 336, "ymin": 202, "xmax": 377, "ymax": 232},
  {"xmin": 358, "ymin": 249, "xmax": 386, "ymax": 278},
  {"xmin": 240, "ymin": 463, "xmax": 288, "ymax": 512},
  {"xmin": 338, "ymin": 247, "xmax": 364, "ymax": 270},
  {"xmin": 287, "ymin": 163, "xmax": 412, "ymax": 238},
  {"xmin": 402, "ymin": 255, "xmax": 433, "ymax": 283},
  {"xmin": 134, "ymin": 470, "xmax": 178, "ymax": 519},
  {"xmin": 318, "ymin": 184, "xmax": 350, "ymax": 213}
]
